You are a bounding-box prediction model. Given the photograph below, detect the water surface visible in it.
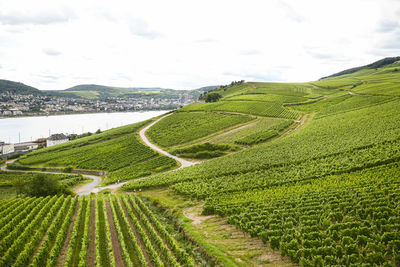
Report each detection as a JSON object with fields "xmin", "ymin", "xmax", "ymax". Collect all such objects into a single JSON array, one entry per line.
[{"xmin": 0, "ymin": 111, "xmax": 169, "ymax": 143}]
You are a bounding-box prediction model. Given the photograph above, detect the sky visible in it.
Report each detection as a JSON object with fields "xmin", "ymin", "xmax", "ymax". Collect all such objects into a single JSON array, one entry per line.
[{"xmin": 0, "ymin": 0, "xmax": 399, "ymax": 90}]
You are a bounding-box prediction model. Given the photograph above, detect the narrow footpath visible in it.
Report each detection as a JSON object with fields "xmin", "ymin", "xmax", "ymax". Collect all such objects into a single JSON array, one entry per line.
[
  {"xmin": 91, "ymin": 114, "xmax": 198, "ymax": 193},
  {"xmin": 139, "ymin": 114, "xmax": 197, "ymax": 169}
]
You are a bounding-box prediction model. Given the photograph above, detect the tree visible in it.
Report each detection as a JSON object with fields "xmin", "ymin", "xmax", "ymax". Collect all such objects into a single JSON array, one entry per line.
[
  {"xmin": 14, "ymin": 173, "xmax": 72, "ymax": 197},
  {"xmin": 205, "ymin": 92, "xmax": 222, "ymax": 103}
]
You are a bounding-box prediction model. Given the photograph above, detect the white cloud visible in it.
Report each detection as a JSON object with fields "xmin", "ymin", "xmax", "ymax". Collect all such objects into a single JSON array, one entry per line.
[
  {"xmin": 0, "ymin": 2, "xmax": 75, "ymax": 25},
  {"xmin": 0, "ymin": 0, "xmax": 399, "ymax": 90},
  {"xmin": 128, "ymin": 18, "xmax": 161, "ymax": 39},
  {"xmin": 43, "ymin": 48, "xmax": 62, "ymax": 56}
]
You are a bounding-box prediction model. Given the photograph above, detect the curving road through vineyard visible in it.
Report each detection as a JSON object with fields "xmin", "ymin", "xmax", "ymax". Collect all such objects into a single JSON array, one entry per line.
[
  {"xmin": 0, "ymin": 114, "xmax": 196, "ymax": 195},
  {"xmin": 0, "ymin": 160, "xmax": 101, "ymax": 196},
  {"xmin": 91, "ymin": 114, "xmax": 198, "ymax": 193},
  {"xmin": 139, "ymin": 114, "xmax": 198, "ymax": 169}
]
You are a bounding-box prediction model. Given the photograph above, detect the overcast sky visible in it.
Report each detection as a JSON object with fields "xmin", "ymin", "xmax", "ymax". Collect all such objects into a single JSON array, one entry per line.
[{"xmin": 0, "ymin": 0, "xmax": 399, "ymax": 90}]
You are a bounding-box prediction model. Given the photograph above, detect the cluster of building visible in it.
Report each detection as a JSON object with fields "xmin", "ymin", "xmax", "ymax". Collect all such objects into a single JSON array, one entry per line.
[
  {"xmin": 0, "ymin": 92, "xmax": 195, "ymax": 116},
  {"xmin": 0, "ymin": 133, "xmax": 69, "ymax": 157}
]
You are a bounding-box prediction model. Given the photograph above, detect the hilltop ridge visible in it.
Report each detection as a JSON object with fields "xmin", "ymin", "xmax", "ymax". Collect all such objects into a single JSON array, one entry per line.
[
  {"xmin": 320, "ymin": 56, "xmax": 400, "ymax": 80},
  {"xmin": 0, "ymin": 79, "xmax": 42, "ymax": 95}
]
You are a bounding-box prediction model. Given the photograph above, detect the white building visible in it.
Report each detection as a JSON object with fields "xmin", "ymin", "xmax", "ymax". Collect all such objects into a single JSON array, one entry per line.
[
  {"xmin": 0, "ymin": 143, "xmax": 15, "ymax": 155},
  {"xmin": 46, "ymin": 134, "xmax": 69, "ymax": 147},
  {"xmin": 14, "ymin": 142, "xmax": 39, "ymax": 152}
]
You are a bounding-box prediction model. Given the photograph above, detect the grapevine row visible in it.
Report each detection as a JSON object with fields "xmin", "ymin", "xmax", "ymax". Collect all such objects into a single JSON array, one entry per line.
[{"xmin": 45, "ymin": 197, "xmax": 78, "ymax": 267}]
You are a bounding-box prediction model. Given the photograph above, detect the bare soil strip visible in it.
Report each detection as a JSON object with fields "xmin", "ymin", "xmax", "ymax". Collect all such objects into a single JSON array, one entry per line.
[
  {"xmin": 105, "ymin": 201, "xmax": 125, "ymax": 267},
  {"xmin": 119, "ymin": 199, "xmax": 155, "ymax": 267},
  {"xmin": 56, "ymin": 200, "xmax": 80, "ymax": 267},
  {"xmin": 86, "ymin": 199, "xmax": 96, "ymax": 266}
]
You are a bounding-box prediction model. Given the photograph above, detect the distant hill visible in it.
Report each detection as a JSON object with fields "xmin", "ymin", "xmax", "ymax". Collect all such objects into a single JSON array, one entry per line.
[
  {"xmin": 0, "ymin": 78, "xmax": 222, "ymax": 99},
  {"xmin": 195, "ymin": 85, "xmax": 221, "ymax": 93},
  {"xmin": 0, "ymin": 79, "xmax": 42, "ymax": 95},
  {"xmin": 320, "ymin": 56, "xmax": 400, "ymax": 80},
  {"xmin": 47, "ymin": 84, "xmax": 220, "ymax": 99},
  {"xmin": 45, "ymin": 84, "xmax": 176, "ymax": 99}
]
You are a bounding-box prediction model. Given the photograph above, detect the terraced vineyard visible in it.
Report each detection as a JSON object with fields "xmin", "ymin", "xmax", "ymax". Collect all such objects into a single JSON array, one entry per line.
[
  {"xmin": 15, "ymin": 119, "xmax": 178, "ymax": 182},
  {"xmin": 123, "ymin": 60, "xmax": 400, "ymax": 266},
  {"xmin": 0, "ymin": 194, "xmax": 194, "ymax": 267},
  {"xmin": 2, "ymin": 57, "xmax": 399, "ymax": 266},
  {"xmin": 181, "ymin": 100, "xmax": 299, "ymax": 119},
  {"xmin": 212, "ymin": 164, "xmax": 400, "ymax": 266},
  {"xmin": 146, "ymin": 111, "xmax": 253, "ymax": 147}
]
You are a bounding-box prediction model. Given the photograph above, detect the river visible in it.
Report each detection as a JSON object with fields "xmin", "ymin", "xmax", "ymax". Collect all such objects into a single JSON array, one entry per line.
[{"xmin": 0, "ymin": 111, "xmax": 169, "ymax": 143}]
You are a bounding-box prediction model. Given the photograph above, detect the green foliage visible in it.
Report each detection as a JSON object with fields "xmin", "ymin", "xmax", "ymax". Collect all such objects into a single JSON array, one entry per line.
[
  {"xmin": 147, "ymin": 112, "xmax": 253, "ymax": 147},
  {"xmin": 6, "ymin": 153, "xmax": 23, "ymax": 160},
  {"xmin": 205, "ymin": 92, "xmax": 222, "ymax": 102},
  {"xmin": 320, "ymin": 56, "xmax": 400, "ymax": 79},
  {"xmin": 234, "ymin": 120, "xmax": 292, "ymax": 145},
  {"xmin": 15, "ymin": 173, "xmax": 72, "ymax": 197},
  {"xmin": 208, "ymin": 117, "xmax": 289, "ymax": 144},
  {"xmin": 204, "ymin": 163, "xmax": 400, "ymax": 266},
  {"xmin": 0, "ymin": 79, "xmax": 42, "ymax": 95},
  {"xmin": 123, "ymin": 66, "xmax": 400, "ymax": 266},
  {"xmin": 18, "ymin": 120, "xmax": 158, "ymax": 171},
  {"xmin": 0, "ymin": 194, "xmax": 196, "ymax": 266},
  {"xmin": 105, "ymin": 156, "xmax": 177, "ymax": 185},
  {"xmin": 182, "ymin": 100, "xmax": 299, "ymax": 119},
  {"xmin": 171, "ymin": 142, "xmax": 238, "ymax": 159},
  {"xmin": 225, "ymin": 93, "xmax": 308, "ymax": 104},
  {"xmin": 0, "ymin": 171, "xmax": 85, "ymax": 194},
  {"xmin": 125, "ymin": 99, "xmax": 400, "ymax": 192}
]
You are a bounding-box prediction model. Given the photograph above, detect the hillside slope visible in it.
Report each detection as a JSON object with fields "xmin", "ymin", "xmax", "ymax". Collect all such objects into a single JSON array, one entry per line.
[
  {"xmin": 0, "ymin": 79, "xmax": 42, "ymax": 95},
  {"xmin": 5, "ymin": 58, "xmax": 400, "ymax": 266},
  {"xmin": 124, "ymin": 61, "xmax": 400, "ymax": 266},
  {"xmin": 320, "ymin": 56, "xmax": 400, "ymax": 79}
]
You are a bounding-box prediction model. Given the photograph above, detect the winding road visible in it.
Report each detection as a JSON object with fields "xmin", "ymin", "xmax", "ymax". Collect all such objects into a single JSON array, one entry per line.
[
  {"xmin": 1, "ymin": 161, "xmax": 102, "ymax": 196},
  {"xmin": 139, "ymin": 114, "xmax": 197, "ymax": 169},
  {"xmin": 90, "ymin": 114, "xmax": 198, "ymax": 193},
  {"xmin": 1, "ymin": 114, "xmax": 197, "ymax": 195}
]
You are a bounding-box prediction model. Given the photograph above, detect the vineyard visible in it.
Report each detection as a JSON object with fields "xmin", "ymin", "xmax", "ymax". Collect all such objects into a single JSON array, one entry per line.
[
  {"xmin": 15, "ymin": 119, "xmax": 178, "ymax": 181},
  {"xmin": 146, "ymin": 112, "xmax": 253, "ymax": 147},
  {"xmin": 0, "ymin": 194, "xmax": 195, "ymax": 267},
  {"xmin": 206, "ymin": 117, "xmax": 290, "ymax": 145},
  {"xmin": 180, "ymin": 100, "xmax": 299, "ymax": 119},
  {"xmin": 206, "ymin": 163, "xmax": 400, "ymax": 266},
  {"xmin": 123, "ymin": 62, "xmax": 400, "ymax": 265},
  {"xmin": 2, "ymin": 59, "xmax": 400, "ymax": 266},
  {"xmin": 105, "ymin": 156, "xmax": 177, "ymax": 185},
  {"xmin": 234, "ymin": 119, "xmax": 293, "ymax": 145},
  {"xmin": 124, "ymin": 99, "xmax": 400, "ymax": 191}
]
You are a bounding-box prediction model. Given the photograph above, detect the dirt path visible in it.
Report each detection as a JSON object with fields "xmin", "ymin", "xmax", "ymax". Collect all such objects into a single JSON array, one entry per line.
[
  {"xmin": 139, "ymin": 115, "xmax": 198, "ymax": 169},
  {"xmin": 86, "ymin": 199, "xmax": 96, "ymax": 266},
  {"xmin": 182, "ymin": 204, "xmax": 292, "ymax": 266},
  {"xmin": 105, "ymin": 201, "xmax": 125, "ymax": 267},
  {"xmin": 90, "ymin": 115, "xmax": 201, "ymax": 194}
]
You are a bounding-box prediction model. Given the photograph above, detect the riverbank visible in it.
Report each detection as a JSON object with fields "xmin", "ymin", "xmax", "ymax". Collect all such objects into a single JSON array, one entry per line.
[
  {"xmin": 0, "ymin": 108, "xmax": 174, "ymax": 119},
  {"xmin": 0, "ymin": 110, "xmax": 170, "ymax": 144}
]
